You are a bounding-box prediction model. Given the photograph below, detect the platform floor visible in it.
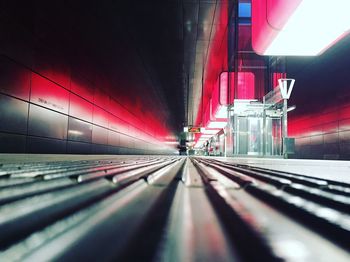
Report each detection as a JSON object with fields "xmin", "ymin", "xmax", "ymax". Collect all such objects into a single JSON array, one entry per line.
[
  {"xmin": 215, "ymin": 157, "xmax": 350, "ymax": 184},
  {"xmin": 1, "ymin": 154, "xmax": 349, "ymax": 183},
  {"xmin": 0, "ymin": 154, "xmax": 349, "ymax": 261}
]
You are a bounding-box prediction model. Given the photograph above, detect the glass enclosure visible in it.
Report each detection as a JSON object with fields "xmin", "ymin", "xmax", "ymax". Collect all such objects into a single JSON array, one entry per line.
[{"xmin": 227, "ymin": 99, "xmax": 283, "ymax": 157}]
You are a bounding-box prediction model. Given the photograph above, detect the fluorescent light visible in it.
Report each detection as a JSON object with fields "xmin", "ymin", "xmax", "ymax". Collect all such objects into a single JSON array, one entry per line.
[
  {"xmin": 207, "ymin": 121, "xmax": 227, "ymax": 129},
  {"xmin": 68, "ymin": 130, "xmax": 83, "ymax": 136},
  {"xmin": 264, "ymin": 0, "xmax": 350, "ymax": 56},
  {"xmin": 287, "ymin": 105, "xmax": 296, "ymax": 112}
]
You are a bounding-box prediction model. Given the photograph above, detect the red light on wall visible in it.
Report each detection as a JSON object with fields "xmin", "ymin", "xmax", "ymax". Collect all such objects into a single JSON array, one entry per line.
[
  {"xmin": 211, "ymin": 72, "xmax": 229, "ymax": 120},
  {"xmin": 252, "ymin": 0, "xmax": 350, "ymax": 56},
  {"xmin": 219, "ymin": 72, "xmax": 228, "ymax": 105},
  {"xmin": 209, "ymin": 72, "xmax": 255, "ymax": 122},
  {"xmin": 272, "ymin": 72, "xmax": 287, "ymax": 89},
  {"xmin": 231, "ymin": 72, "xmax": 255, "ymax": 100},
  {"xmin": 237, "ymin": 72, "xmax": 255, "ymax": 99}
]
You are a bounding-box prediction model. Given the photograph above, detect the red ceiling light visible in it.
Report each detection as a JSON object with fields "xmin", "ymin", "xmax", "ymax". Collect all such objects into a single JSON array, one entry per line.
[
  {"xmin": 252, "ymin": 0, "xmax": 350, "ymax": 56},
  {"xmin": 211, "ymin": 72, "xmax": 229, "ymax": 120}
]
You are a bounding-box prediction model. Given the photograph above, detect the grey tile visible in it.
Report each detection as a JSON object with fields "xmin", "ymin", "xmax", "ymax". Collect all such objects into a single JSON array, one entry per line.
[
  {"xmin": 0, "ymin": 94, "xmax": 28, "ymax": 134},
  {"xmin": 92, "ymin": 144, "xmax": 109, "ymax": 154},
  {"xmin": 119, "ymin": 133, "xmax": 132, "ymax": 148},
  {"xmin": 339, "ymin": 130, "xmax": 350, "ymax": 142},
  {"xmin": 108, "ymin": 145, "xmax": 119, "ymax": 154},
  {"xmin": 309, "ymin": 135, "xmax": 323, "ymax": 145},
  {"xmin": 67, "ymin": 141, "xmax": 92, "ymax": 154},
  {"xmin": 68, "ymin": 117, "xmax": 92, "ymax": 143},
  {"xmin": 92, "ymin": 125, "xmax": 108, "ymax": 145},
  {"xmin": 0, "ymin": 132, "xmax": 26, "ymax": 153},
  {"xmin": 28, "ymin": 104, "xmax": 68, "ymax": 140},
  {"xmin": 27, "ymin": 136, "xmax": 66, "ymax": 153},
  {"xmin": 323, "ymin": 133, "xmax": 338, "ymax": 144},
  {"xmin": 108, "ymin": 130, "xmax": 120, "ymax": 146}
]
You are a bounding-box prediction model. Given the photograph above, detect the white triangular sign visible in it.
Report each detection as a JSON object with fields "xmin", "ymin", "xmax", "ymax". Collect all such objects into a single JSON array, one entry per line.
[{"xmin": 278, "ymin": 78, "xmax": 295, "ymax": 99}]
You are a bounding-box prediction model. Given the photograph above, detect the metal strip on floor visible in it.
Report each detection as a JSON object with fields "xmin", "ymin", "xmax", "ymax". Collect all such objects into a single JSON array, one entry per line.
[{"xmin": 0, "ymin": 156, "xmax": 349, "ymax": 261}]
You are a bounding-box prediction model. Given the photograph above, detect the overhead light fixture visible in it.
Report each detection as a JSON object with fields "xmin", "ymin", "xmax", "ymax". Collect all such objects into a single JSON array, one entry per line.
[
  {"xmin": 252, "ymin": 0, "xmax": 350, "ymax": 56},
  {"xmin": 287, "ymin": 105, "xmax": 296, "ymax": 112}
]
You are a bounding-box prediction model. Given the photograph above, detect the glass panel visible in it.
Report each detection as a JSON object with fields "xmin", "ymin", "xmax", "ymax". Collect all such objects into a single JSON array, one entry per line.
[
  {"xmin": 248, "ymin": 117, "xmax": 263, "ymax": 155},
  {"xmin": 272, "ymin": 118, "xmax": 282, "ymax": 155},
  {"xmin": 237, "ymin": 117, "xmax": 248, "ymax": 154}
]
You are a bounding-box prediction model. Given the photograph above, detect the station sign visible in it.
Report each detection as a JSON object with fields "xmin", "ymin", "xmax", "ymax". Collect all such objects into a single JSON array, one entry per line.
[
  {"xmin": 264, "ymin": 79, "xmax": 295, "ymax": 104},
  {"xmin": 188, "ymin": 127, "xmax": 201, "ymax": 133}
]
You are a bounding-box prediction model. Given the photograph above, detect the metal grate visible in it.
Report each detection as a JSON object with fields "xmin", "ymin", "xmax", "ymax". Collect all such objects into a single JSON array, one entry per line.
[{"xmin": 0, "ymin": 156, "xmax": 349, "ymax": 261}]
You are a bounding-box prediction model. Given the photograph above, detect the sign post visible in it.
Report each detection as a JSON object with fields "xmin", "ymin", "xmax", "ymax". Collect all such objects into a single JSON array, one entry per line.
[
  {"xmin": 263, "ymin": 78, "xmax": 295, "ymax": 158},
  {"xmin": 279, "ymin": 79, "xmax": 295, "ymax": 158}
]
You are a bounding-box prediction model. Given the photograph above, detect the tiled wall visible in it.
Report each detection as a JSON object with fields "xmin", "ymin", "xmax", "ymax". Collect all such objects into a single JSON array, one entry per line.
[
  {"xmin": 0, "ymin": 3, "xmax": 174, "ymax": 154},
  {"xmin": 0, "ymin": 56, "xmax": 172, "ymax": 154},
  {"xmin": 289, "ymin": 99, "xmax": 350, "ymax": 160},
  {"xmin": 287, "ymin": 33, "xmax": 350, "ymax": 160}
]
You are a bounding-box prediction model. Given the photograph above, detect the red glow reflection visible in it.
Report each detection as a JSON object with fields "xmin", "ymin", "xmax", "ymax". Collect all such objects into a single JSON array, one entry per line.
[
  {"xmin": 30, "ymin": 73, "xmax": 69, "ymax": 114},
  {"xmin": 195, "ymin": 1, "xmax": 229, "ymax": 127},
  {"xmin": 1, "ymin": 64, "xmax": 175, "ymax": 152}
]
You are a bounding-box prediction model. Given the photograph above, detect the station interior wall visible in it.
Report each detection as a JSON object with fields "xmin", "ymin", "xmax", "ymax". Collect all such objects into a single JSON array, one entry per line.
[
  {"xmin": 0, "ymin": 2, "xmax": 175, "ymax": 155},
  {"xmin": 2, "ymin": 2, "xmax": 350, "ymax": 159},
  {"xmin": 288, "ymin": 34, "xmax": 350, "ymax": 160}
]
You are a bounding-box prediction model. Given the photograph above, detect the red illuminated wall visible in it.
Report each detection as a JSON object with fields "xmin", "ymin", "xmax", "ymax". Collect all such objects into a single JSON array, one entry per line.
[
  {"xmin": 195, "ymin": 1, "xmax": 230, "ymax": 127},
  {"xmin": 0, "ymin": 55, "xmax": 174, "ymax": 154},
  {"xmin": 0, "ymin": 4, "xmax": 175, "ymax": 154},
  {"xmin": 289, "ymin": 98, "xmax": 350, "ymax": 160},
  {"xmin": 287, "ymin": 33, "xmax": 350, "ymax": 159},
  {"xmin": 197, "ymin": 5, "xmax": 266, "ymax": 127}
]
